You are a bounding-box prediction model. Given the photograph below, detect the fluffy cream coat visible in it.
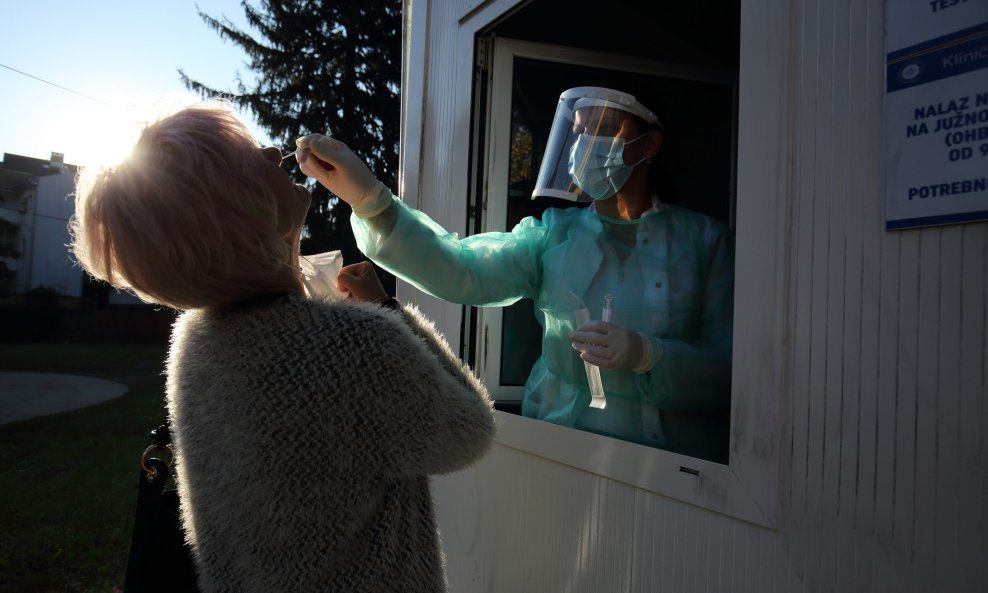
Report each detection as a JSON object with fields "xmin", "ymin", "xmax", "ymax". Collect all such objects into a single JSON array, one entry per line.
[{"xmin": 166, "ymin": 294, "xmax": 495, "ymax": 592}]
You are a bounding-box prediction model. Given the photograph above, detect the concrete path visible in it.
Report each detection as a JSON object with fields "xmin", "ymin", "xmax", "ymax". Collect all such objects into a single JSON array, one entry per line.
[{"xmin": 0, "ymin": 372, "xmax": 129, "ymax": 425}]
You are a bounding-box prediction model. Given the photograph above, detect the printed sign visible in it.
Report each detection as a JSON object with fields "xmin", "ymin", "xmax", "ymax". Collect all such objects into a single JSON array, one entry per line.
[{"xmin": 885, "ymin": 1, "xmax": 988, "ymax": 230}]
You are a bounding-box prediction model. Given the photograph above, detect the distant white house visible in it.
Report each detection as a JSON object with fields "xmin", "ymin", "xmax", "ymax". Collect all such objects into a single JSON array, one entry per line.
[{"xmin": 0, "ymin": 152, "xmax": 138, "ymax": 304}]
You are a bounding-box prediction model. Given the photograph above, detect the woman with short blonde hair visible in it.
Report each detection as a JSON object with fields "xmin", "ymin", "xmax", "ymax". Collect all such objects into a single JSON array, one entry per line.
[
  {"xmin": 71, "ymin": 103, "xmax": 495, "ymax": 593},
  {"xmin": 72, "ymin": 103, "xmax": 302, "ymax": 310}
]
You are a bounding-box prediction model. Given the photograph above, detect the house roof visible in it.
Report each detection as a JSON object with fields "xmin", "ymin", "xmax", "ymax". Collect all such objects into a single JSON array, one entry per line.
[{"xmin": 1, "ymin": 153, "xmax": 78, "ymax": 178}]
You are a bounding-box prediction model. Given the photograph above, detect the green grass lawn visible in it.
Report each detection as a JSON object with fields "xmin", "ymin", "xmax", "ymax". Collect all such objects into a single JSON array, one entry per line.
[{"xmin": 0, "ymin": 342, "xmax": 170, "ymax": 593}]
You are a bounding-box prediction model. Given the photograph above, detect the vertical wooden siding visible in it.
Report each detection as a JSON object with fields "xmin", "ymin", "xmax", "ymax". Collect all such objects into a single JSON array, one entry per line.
[
  {"xmin": 403, "ymin": 0, "xmax": 473, "ymax": 344},
  {"xmin": 782, "ymin": 0, "xmax": 986, "ymax": 591}
]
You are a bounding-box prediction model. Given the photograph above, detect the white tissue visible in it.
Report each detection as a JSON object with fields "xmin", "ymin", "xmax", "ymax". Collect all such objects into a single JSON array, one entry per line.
[{"xmin": 300, "ymin": 251, "xmax": 345, "ymax": 303}]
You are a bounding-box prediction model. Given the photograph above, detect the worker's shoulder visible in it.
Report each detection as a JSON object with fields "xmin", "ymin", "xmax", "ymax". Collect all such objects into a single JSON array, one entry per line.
[
  {"xmin": 665, "ymin": 206, "xmax": 732, "ymax": 240},
  {"xmin": 514, "ymin": 205, "xmax": 586, "ymax": 230}
]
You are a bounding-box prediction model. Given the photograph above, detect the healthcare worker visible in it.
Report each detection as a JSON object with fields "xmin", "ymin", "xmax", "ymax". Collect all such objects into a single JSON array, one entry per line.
[{"xmin": 297, "ymin": 87, "xmax": 734, "ymax": 462}]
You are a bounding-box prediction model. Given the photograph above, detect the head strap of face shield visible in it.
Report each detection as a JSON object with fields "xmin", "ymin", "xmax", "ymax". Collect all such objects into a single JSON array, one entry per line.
[{"xmin": 564, "ymin": 87, "xmax": 663, "ymax": 132}]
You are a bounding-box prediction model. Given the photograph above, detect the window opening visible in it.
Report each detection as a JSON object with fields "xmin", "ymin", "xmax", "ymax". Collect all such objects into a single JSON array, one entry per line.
[{"xmin": 480, "ymin": 47, "xmax": 737, "ymax": 463}]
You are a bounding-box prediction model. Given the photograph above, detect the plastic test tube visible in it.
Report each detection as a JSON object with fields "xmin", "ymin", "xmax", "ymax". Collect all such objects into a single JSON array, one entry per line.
[
  {"xmin": 586, "ymin": 294, "xmax": 614, "ymax": 408},
  {"xmin": 576, "ymin": 295, "xmax": 613, "ymax": 410},
  {"xmin": 574, "ymin": 307, "xmax": 606, "ymax": 409}
]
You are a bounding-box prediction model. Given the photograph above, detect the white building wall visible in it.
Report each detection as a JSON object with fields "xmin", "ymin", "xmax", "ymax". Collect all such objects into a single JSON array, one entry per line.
[
  {"xmin": 396, "ymin": 0, "xmax": 478, "ymax": 342},
  {"xmin": 405, "ymin": 1, "xmax": 988, "ymax": 592},
  {"xmin": 29, "ymin": 172, "xmax": 81, "ymax": 296},
  {"xmin": 784, "ymin": 1, "xmax": 986, "ymax": 591}
]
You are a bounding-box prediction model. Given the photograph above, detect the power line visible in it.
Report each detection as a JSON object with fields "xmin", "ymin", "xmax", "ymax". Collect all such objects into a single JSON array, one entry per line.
[{"xmin": 0, "ymin": 63, "xmax": 112, "ymax": 107}]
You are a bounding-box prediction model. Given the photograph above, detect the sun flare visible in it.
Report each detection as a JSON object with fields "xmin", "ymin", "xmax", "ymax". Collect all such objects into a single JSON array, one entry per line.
[{"xmin": 62, "ymin": 91, "xmax": 209, "ymax": 169}]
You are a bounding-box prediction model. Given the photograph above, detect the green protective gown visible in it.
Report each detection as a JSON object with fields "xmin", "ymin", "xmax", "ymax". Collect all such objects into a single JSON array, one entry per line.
[{"xmin": 353, "ymin": 190, "xmax": 735, "ymax": 462}]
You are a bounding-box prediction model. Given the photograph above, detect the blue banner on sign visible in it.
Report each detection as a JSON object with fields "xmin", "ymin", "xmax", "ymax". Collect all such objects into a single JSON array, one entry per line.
[{"xmin": 887, "ymin": 26, "xmax": 988, "ymax": 93}]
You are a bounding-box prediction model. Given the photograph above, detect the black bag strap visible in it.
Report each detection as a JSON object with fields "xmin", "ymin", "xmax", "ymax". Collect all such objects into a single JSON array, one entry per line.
[{"xmin": 124, "ymin": 421, "xmax": 201, "ymax": 593}]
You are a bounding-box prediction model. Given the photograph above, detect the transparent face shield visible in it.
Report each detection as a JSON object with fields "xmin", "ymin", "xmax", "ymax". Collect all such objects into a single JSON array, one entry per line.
[{"xmin": 532, "ymin": 87, "xmax": 660, "ymax": 202}]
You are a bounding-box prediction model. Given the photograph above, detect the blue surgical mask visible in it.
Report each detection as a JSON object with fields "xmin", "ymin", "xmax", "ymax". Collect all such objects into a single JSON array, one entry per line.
[{"xmin": 567, "ymin": 133, "xmax": 648, "ymax": 201}]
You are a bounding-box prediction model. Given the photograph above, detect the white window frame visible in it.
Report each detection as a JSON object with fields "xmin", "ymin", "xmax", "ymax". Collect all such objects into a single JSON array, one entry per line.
[{"xmin": 463, "ymin": 1, "xmax": 789, "ymax": 529}]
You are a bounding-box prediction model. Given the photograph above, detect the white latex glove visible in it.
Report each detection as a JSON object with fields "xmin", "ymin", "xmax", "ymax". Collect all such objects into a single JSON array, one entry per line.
[
  {"xmin": 336, "ymin": 261, "xmax": 389, "ymax": 304},
  {"xmin": 569, "ymin": 320, "xmax": 652, "ymax": 372},
  {"xmin": 295, "ymin": 134, "xmax": 390, "ymax": 218}
]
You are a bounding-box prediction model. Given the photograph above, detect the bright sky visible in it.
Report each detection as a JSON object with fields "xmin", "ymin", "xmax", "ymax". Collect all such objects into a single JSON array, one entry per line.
[{"xmin": 0, "ymin": 0, "xmax": 273, "ymax": 168}]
